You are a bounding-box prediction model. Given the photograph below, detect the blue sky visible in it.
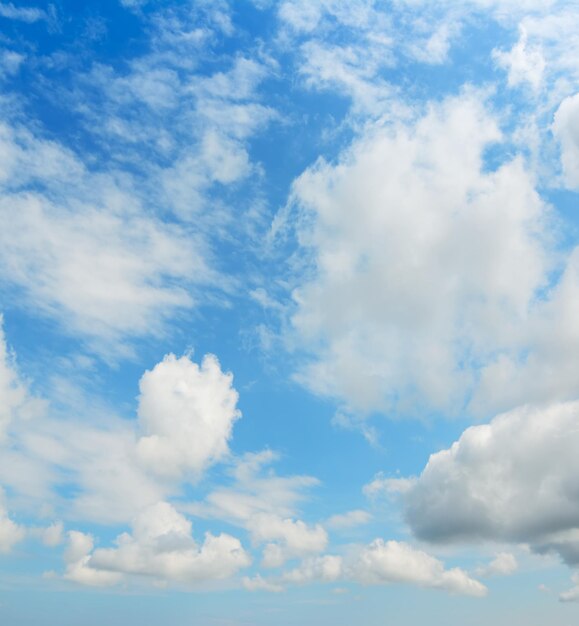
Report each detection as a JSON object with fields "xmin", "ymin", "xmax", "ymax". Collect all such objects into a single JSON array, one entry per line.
[{"xmin": 1, "ymin": 1, "xmax": 579, "ymax": 624}]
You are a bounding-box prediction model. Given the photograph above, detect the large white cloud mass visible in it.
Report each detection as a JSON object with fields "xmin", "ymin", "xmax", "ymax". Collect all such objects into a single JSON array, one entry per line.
[
  {"xmin": 287, "ymin": 92, "xmax": 561, "ymax": 418},
  {"xmin": 393, "ymin": 401, "xmax": 579, "ymax": 565}
]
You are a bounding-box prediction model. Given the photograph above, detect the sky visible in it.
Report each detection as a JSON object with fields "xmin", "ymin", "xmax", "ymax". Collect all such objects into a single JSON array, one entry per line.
[{"xmin": 1, "ymin": 0, "xmax": 579, "ymax": 624}]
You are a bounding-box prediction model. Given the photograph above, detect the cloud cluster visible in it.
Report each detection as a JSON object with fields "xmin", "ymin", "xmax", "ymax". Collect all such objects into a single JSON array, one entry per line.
[
  {"xmin": 83, "ymin": 502, "xmax": 251, "ymax": 585},
  {"xmin": 0, "ymin": 123, "xmax": 214, "ymax": 355},
  {"xmin": 0, "ymin": 350, "xmax": 241, "ymax": 525},
  {"xmin": 391, "ymin": 401, "xmax": 579, "ymax": 566},
  {"xmin": 249, "ymin": 539, "xmax": 486, "ymax": 597},
  {"xmin": 349, "ymin": 539, "xmax": 487, "ymax": 596},
  {"xmin": 286, "ymin": 92, "xmax": 563, "ymax": 419}
]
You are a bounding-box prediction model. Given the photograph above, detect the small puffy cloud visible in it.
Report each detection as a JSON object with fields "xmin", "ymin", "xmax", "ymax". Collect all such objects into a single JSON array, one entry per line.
[
  {"xmin": 363, "ymin": 473, "xmax": 416, "ymax": 498},
  {"xmin": 249, "ymin": 514, "xmax": 328, "ymax": 568},
  {"xmin": 393, "ymin": 401, "xmax": 579, "ymax": 565},
  {"xmin": 326, "ymin": 509, "xmax": 371, "ymax": 530},
  {"xmin": 349, "ymin": 539, "xmax": 487, "ymax": 597},
  {"xmin": 553, "ymin": 93, "xmax": 579, "ymax": 189},
  {"xmin": 136, "ymin": 353, "xmax": 240, "ymax": 479},
  {"xmin": 86, "ymin": 502, "xmax": 251, "ymax": 584},
  {"xmin": 283, "ymin": 554, "xmax": 343, "ymax": 584},
  {"xmin": 276, "ymin": 540, "xmax": 486, "ymax": 597},
  {"xmin": 493, "ymin": 26, "xmax": 545, "ymax": 90},
  {"xmin": 64, "ymin": 531, "xmax": 122, "ymax": 587},
  {"xmin": 475, "ymin": 552, "xmax": 518, "ymax": 577}
]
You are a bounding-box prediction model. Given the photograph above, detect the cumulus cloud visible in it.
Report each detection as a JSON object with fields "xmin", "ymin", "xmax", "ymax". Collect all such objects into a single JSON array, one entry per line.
[
  {"xmin": 185, "ymin": 451, "xmax": 326, "ymax": 569},
  {"xmin": 137, "ymin": 353, "xmax": 240, "ymax": 479},
  {"xmin": 250, "ymin": 514, "xmax": 328, "ymax": 568},
  {"xmin": 64, "ymin": 531, "xmax": 122, "ymax": 587},
  {"xmin": 286, "ymin": 92, "xmax": 555, "ymax": 419},
  {"xmin": 0, "ymin": 348, "xmax": 242, "ymax": 525},
  {"xmin": 266, "ymin": 540, "xmax": 485, "ymax": 597},
  {"xmin": 283, "ymin": 554, "xmax": 343, "ymax": 584},
  {"xmin": 84, "ymin": 502, "xmax": 251, "ymax": 585},
  {"xmin": 391, "ymin": 401, "xmax": 579, "ymax": 565},
  {"xmin": 349, "ymin": 539, "xmax": 487, "ymax": 597}
]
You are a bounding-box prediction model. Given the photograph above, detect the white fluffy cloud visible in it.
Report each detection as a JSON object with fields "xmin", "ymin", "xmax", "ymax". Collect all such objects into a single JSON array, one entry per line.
[
  {"xmin": 186, "ymin": 451, "xmax": 326, "ymax": 569},
  {"xmin": 392, "ymin": 401, "xmax": 579, "ymax": 565},
  {"xmin": 249, "ymin": 514, "xmax": 328, "ymax": 568},
  {"xmin": 64, "ymin": 503, "xmax": 252, "ymax": 588},
  {"xmin": 493, "ymin": 26, "xmax": 545, "ymax": 90},
  {"xmin": 137, "ymin": 354, "xmax": 240, "ymax": 479},
  {"xmin": 84, "ymin": 502, "xmax": 251, "ymax": 585},
  {"xmin": 256, "ymin": 540, "xmax": 485, "ymax": 597},
  {"xmin": 349, "ymin": 539, "xmax": 487, "ymax": 597},
  {"xmin": 0, "ymin": 349, "xmax": 242, "ymax": 525},
  {"xmin": 283, "ymin": 554, "xmax": 343, "ymax": 584},
  {"xmin": 287, "ymin": 92, "xmax": 557, "ymax": 419},
  {"xmin": 64, "ymin": 531, "xmax": 122, "ymax": 587}
]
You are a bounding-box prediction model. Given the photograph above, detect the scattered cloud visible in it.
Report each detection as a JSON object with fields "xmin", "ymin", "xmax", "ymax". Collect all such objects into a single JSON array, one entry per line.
[
  {"xmin": 85, "ymin": 502, "xmax": 251, "ymax": 586},
  {"xmin": 391, "ymin": 401, "xmax": 579, "ymax": 566},
  {"xmin": 137, "ymin": 354, "xmax": 241, "ymax": 479},
  {"xmin": 349, "ymin": 539, "xmax": 487, "ymax": 597},
  {"xmin": 0, "ymin": 2, "xmax": 46, "ymax": 23},
  {"xmin": 285, "ymin": 91, "xmax": 558, "ymax": 420},
  {"xmin": 0, "ymin": 488, "xmax": 25, "ymax": 553}
]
